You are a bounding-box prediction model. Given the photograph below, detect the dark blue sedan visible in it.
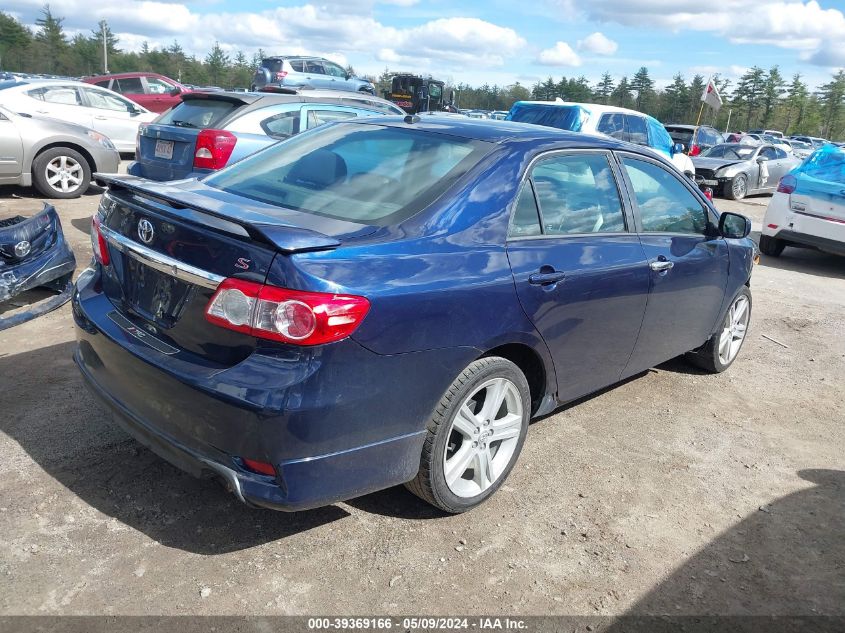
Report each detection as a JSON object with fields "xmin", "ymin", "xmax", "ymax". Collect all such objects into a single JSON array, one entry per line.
[{"xmin": 73, "ymin": 117, "xmax": 755, "ymax": 513}]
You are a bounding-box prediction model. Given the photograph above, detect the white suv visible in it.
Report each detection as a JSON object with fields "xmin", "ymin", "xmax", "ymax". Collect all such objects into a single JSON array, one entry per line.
[{"xmin": 507, "ymin": 101, "xmax": 695, "ymax": 175}]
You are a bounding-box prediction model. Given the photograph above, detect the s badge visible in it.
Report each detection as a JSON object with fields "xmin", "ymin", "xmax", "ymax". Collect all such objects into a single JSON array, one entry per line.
[{"xmin": 235, "ymin": 257, "xmax": 251, "ymax": 270}]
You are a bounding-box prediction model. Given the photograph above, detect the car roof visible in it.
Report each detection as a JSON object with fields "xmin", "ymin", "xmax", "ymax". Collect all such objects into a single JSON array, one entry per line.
[
  {"xmin": 264, "ymin": 55, "xmax": 325, "ymax": 61},
  {"xmin": 350, "ymin": 115, "xmax": 652, "ymax": 148},
  {"xmin": 85, "ymin": 72, "xmax": 170, "ymax": 81},
  {"xmin": 665, "ymin": 124, "xmax": 710, "ymax": 130}
]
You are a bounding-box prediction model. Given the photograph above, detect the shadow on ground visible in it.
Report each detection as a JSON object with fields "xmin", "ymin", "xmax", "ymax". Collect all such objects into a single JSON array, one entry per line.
[
  {"xmin": 609, "ymin": 468, "xmax": 844, "ymax": 620},
  {"xmin": 0, "ymin": 341, "xmax": 350, "ymax": 554}
]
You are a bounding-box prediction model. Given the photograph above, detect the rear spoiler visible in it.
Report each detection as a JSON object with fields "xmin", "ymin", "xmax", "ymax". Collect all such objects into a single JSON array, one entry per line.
[{"xmin": 95, "ymin": 174, "xmax": 341, "ymax": 253}]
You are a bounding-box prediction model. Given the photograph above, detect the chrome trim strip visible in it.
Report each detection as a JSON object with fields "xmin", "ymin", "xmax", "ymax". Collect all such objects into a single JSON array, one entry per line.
[{"xmin": 99, "ymin": 225, "xmax": 224, "ymax": 290}]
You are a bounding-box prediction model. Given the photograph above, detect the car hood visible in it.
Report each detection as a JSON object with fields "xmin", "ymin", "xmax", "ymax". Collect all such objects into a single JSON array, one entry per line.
[{"xmin": 692, "ymin": 157, "xmax": 748, "ymax": 171}]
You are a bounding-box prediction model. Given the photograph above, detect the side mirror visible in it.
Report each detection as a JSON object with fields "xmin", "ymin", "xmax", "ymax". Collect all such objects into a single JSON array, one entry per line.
[
  {"xmin": 672, "ymin": 142, "xmax": 685, "ymax": 155},
  {"xmin": 757, "ymin": 156, "xmax": 769, "ymax": 163},
  {"xmin": 169, "ymin": 86, "xmax": 182, "ymax": 97},
  {"xmin": 127, "ymin": 104, "xmax": 142, "ymax": 116},
  {"xmin": 719, "ymin": 212, "xmax": 752, "ymax": 239}
]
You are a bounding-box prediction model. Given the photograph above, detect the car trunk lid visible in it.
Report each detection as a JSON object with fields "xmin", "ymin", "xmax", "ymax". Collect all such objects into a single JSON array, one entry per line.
[{"xmin": 96, "ymin": 175, "xmax": 372, "ymax": 365}]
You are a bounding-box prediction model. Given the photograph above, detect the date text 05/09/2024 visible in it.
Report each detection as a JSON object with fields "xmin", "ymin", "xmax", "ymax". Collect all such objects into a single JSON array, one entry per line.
[{"xmin": 307, "ymin": 617, "xmax": 528, "ymax": 631}]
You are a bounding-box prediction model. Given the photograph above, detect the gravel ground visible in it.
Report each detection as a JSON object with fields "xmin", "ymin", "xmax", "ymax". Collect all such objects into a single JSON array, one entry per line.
[{"xmin": 0, "ymin": 181, "xmax": 842, "ymax": 617}]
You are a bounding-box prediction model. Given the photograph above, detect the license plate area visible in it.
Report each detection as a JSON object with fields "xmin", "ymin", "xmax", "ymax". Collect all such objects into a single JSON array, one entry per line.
[
  {"xmin": 154, "ymin": 140, "xmax": 174, "ymax": 160},
  {"xmin": 122, "ymin": 257, "xmax": 193, "ymax": 327}
]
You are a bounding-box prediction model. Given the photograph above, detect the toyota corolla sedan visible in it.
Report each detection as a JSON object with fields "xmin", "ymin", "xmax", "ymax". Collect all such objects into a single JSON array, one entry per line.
[{"xmin": 73, "ymin": 117, "xmax": 755, "ymax": 514}]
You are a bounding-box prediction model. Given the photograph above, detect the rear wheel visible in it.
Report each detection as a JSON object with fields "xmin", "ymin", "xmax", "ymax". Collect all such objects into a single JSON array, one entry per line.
[
  {"xmin": 405, "ymin": 357, "xmax": 530, "ymax": 513},
  {"xmin": 725, "ymin": 174, "xmax": 748, "ymax": 200},
  {"xmin": 759, "ymin": 234, "xmax": 785, "ymax": 257},
  {"xmin": 687, "ymin": 287, "xmax": 752, "ymax": 373},
  {"xmin": 32, "ymin": 147, "xmax": 91, "ymax": 199}
]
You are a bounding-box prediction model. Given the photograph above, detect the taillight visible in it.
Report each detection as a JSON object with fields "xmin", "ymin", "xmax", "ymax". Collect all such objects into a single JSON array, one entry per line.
[
  {"xmin": 274, "ymin": 71, "xmax": 288, "ymax": 82},
  {"xmin": 193, "ymin": 129, "xmax": 237, "ymax": 170},
  {"xmin": 703, "ymin": 187, "xmax": 713, "ymax": 201},
  {"xmin": 689, "ymin": 144, "xmax": 701, "ymax": 157},
  {"xmin": 777, "ymin": 174, "xmax": 797, "ymax": 194},
  {"xmin": 205, "ymin": 278, "xmax": 370, "ymax": 346},
  {"xmin": 91, "ymin": 215, "xmax": 110, "ymax": 266}
]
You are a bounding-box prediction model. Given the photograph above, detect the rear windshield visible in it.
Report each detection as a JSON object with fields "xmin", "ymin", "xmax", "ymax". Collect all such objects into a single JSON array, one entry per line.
[
  {"xmin": 204, "ymin": 122, "xmax": 491, "ymax": 226},
  {"xmin": 262, "ymin": 59, "xmax": 284, "ymax": 73},
  {"xmin": 665, "ymin": 128, "xmax": 694, "ymax": 144},
  {"xmin": 157, "ymin": 98, "xmax": 240, "ymax": 129},
  {"xmin": 507, "ymin": 104, "xmax": 584, "ymax": 131}
]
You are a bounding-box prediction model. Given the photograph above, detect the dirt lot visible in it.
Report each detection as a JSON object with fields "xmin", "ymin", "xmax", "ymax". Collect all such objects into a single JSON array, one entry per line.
[{"xmin": 0, "ymin": 179, "xmax": 843, "ymax": 617}]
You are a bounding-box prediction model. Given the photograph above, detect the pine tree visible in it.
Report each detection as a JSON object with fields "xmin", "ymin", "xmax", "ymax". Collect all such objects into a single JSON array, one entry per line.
[
  {"xmin": 733, "ymin": 66, "xmax": 766, "ymax": 129},
  {"xmin": 0, "ymin": 12, "xmax": 33, "ymax": 71},
  {"xmin": 611, "ymin": 76, "xmax": 634, "ymax": 109},
  {"xmin": 34, "ymin": 5, "xmax": 67, "ymax": 74},
  {"xmin": 631, "ymin": 66, "xmax": 655, "ymax": 112},
  {"xmin": 783, "ymin": 73, "xmax": 808, "ymax": 134},
  {"xmin": 761, "ymin": 66, "xmax": 785, "ymax": 127},
  {"xmin": 663, "ymin": 73, "xmax": 689, "ymax": 122},
  {"xmin": 594, "ymin": 72, "xmax": 614, "ymax": 104},
  {"xmin": 817, "ymin": 70, "xmax": 845, "ymax": 139}
]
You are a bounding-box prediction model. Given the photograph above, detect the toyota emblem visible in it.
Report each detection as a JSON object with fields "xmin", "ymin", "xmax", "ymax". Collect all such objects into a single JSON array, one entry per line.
[
  {"xmin": 14, "ymin": 240, "xmax": 31, "ymax": 258},
  {"xmin": 137, "ymin": 218, "xmax": 155, "ymax": 244}
]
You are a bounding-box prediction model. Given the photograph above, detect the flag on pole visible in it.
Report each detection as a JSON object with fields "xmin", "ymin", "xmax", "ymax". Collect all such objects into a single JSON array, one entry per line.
[{"xmin": 701, "ymin": 76, "xmax": 722, "ymax": 112}]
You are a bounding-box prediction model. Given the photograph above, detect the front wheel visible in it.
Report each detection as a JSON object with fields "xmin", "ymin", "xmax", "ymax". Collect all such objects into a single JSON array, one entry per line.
[
  {"xmin": 32, "ymin": 147, "xmax": 91, "ymax": 199},
  {"xmin": 725, "ymin": 174, "xmax": 748, "ymax": 200},
  {"xmin": 759, "ymin": 234, "xmax": 785, "ymax": 257},
  {"xmin": 405, "ymin": 357, "xmax": 530, "ymax": 513},
  {"xmin": 687, "ymin": 287, "xmax": 752, "ymax": 373}
]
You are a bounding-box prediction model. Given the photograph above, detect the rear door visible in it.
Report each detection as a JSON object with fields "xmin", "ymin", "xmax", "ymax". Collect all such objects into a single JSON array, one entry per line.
[
  {"xmin": 506, "ymin": 150, "xmax": 651, "ymax": 402},
  {"xmin": 78, "ymin": 86, "xmax": 148, "ymax": 151},
  {"xmin": 111, "ymin": 76, "xmax": 148, "ymax": 109},
  {"xmin": 303, "ymin": 60, "xmax": 329, "ymax": 89},
  {"xmin": 617, "ymin": 152, "xmax": 728, "ymax": 376}
]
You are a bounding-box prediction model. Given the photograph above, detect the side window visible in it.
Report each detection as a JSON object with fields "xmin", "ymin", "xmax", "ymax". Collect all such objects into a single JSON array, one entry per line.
[
  {"xmin": 597, "ymin": 113, "xmax": 626, "ymax": 141},
  {"xmin": 508, "ymin": 183, "xmax": 542, "ymax": 237},
  {"xmin": 114, "ymin": 77, "xmax": 144, "ymax": 93},
  {"xmin": 306, "ymin": 109, "xmax": 357, "ymax": 129},
  {"xmin": 82, "ymin": 88, "xmax": 133, "ymax": 112},
  {"xmin": 288, "ymin": 60, "xmax": 305, "ymax": 72},
  {"xmin": 324, "ymin": 63, "xmax": 347, "ymax": 78},
  {"xmin": 760, "ymin": 147, "xmax": 777, "ymax": 160},
  {"xmin": 94, "ymin": 80, "xmax": 110, "ymax": 89},
  {"xmin": 145, "ymin": 77, "xmax": 173, "ymax": 95},
  {"xmin": 774, "ymin": 147, "xmax": 788, "ymax": 159},
  {"xmin": 621, "ymin": 157, "xmax": 708, "ymax": 234},
  {"xmin": 625, "ymin": 115, "xmax": 648, "ymax": 145},
  {"xmin": 33, "ymin": 86, "xmax": 84, "ymax": 106},
  {"xmin": 260, "ymin": 111, "xmax": 300, "ymax": 138},
  {"xmin": 305, "ymin": 60, "xmax": 325, "ymax": 74},
  {"xmin": 530, "ymin": 153, "xmax": 627, "ymax": 235}
]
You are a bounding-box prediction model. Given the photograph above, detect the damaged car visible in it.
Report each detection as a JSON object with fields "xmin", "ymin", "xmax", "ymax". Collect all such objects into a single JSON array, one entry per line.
[
  {"xmin": 0, "ymin": 205, "xmax": 76, "ymax": 330},
  {"xmin": 692, "ymin": 143, "xmax": 800, "ymax": 200}
]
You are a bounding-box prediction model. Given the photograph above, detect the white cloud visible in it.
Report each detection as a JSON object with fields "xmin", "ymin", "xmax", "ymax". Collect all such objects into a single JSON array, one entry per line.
[
  {"xmin": 550, "ymin": 0, "xmax": 845, "ymax": 67},
  {"xmin": 577, "ymin": 31, "xmax": 618, "ymax": 55},
  {"xmin": 4, "ymin": 0, "xmax": 523, "ymax": 72},
  {"xmin": 537, "ymin": 41, "xmax": 582, "ymax": 66}
]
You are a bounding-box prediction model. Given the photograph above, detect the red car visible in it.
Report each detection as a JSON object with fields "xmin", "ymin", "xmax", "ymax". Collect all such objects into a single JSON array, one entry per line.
[{"xmin": 83, "ymin": 72, "xmax": 190, "ymax": 113}]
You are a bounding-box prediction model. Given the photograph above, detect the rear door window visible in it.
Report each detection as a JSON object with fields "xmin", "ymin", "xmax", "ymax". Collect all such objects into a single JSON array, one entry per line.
[
  {"xmin": 114, "ymin": 77, "xmax": 144, "ymax": 94},
  {"xmin": 625, "ymin": 115, "xmax": 648, "ymax": 146},
  {"xmin": 288, "ymin": 60, "xmax": 304, "ymax": 72},
  {"xmin": 305, "ymin": 60, "xmax": 325, "ymax": 74},
  {"xmin": 530, "ymin": 153, "xmax": 627, "ymax": 235},
  {"xmin": 29, "ymin": 86, "xmax": 84, "ymax": 106},
  {"xmin": 597, "ymin": 113, "xmax": 626, "ymax": 141},
  {"xmin": 305, "ymin": 109, "xmax": 358, "ymax": 129},
  {"xmin": 145, "ymin": 77, "xmax": 173, "ymax": 95},
  {"xmin": 158, "ymin": 98, "xmax": 240, "ymax": 129},
  {"xmin": 82, "ymin": 87, "xmax": 134, "ymax": 112},
  {"xmin": 508, "ymin": 183, "xmax": 542, "ymax": 237},
  {"xmin": 94, "ymin": 80, "xmax": 111, "ymax": 89}
]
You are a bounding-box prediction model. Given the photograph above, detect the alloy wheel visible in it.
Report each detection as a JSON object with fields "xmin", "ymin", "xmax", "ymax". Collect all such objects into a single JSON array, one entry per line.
[
  {"xmin": 718, "ymin": 294, "xmax": 750, "ymax": 365},
  {"xmin": 443, "ymin": 377, "xmax": 524, "ymax": 498},
  {"xmin": 45, "ymin": 155, "xmax": 83, "ymax": 194}
]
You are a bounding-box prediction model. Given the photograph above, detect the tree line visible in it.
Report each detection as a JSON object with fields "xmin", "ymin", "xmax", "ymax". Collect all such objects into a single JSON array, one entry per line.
[{"xmin": 2, "ymin": 7, "xmax": 844, "ymax": 139}]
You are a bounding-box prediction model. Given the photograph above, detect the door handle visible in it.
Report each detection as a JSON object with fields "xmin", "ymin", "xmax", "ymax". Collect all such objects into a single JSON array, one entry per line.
[
  {"xmin": 529, "ymin": 270, "xmax": 566, "ymax": 285},
  {"xmin": 94, "ymin": 116, "xmax": 108, "ymax": 120},
  {"xmin": 650, "ymin": 260, "xmax": 674, "ymax": 272}
]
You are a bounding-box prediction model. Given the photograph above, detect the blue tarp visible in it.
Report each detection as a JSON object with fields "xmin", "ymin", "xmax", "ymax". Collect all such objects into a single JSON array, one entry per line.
[{"xmin": 792, "ymin": 144, "xmax": 845, "ymax": 198}]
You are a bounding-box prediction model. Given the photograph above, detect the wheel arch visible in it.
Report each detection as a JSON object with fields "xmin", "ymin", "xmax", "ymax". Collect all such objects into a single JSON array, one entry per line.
[
  {"xmin": 479, "ymin": 342, "xmax": 551, "ymax": 416},
  {"xmin": 33, "ymin": 142, "xmax": 97, "ymax": 173}
]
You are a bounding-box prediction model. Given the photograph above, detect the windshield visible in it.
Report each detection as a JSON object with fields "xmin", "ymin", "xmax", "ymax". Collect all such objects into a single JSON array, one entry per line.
[
  {"xmin": 506, "ymin": 103, "xmax": 585, "ymax": 131},
  {"xmin": 204, "ymin": 122, "xmax": 492, "ymax": 226},
  {"xmin": 701, "ymin": 144, "xmax": 756, "ymax": 160}
]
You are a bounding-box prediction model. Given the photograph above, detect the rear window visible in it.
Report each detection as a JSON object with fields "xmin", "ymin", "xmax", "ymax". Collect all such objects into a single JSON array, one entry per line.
[
  {"xmin": 157, "ymin": 98, "xmax": 240, "ymax": 129},
  {"xmin": 204, "ymin": 123, "xmax": 492, "ymax": 226},
  {"xmin": 507, "ymin": 104, "xmax": 585, "ymax": 132},
  {"xmin": 665, "ymin": 127, "xmax": 694, "ymax": 145},
  {"xmin": 262, "ymin": 59, "xmax": 284, "ymax": 73}
]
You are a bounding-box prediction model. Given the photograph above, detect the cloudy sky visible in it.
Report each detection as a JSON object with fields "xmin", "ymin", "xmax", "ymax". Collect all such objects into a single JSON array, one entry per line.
[{"xmin": 5, "ymin": 0, "xmax": 845, "ymax": 89}]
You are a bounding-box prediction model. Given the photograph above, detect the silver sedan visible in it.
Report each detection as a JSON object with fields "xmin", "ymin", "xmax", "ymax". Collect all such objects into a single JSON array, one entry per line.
[
  {"xmin": 0, "ymin": 105, "xmax": 120, "ymax": 198},
  {"xmin": 692, "ymin": 143, "xmax": 801, "ymax": 200}
]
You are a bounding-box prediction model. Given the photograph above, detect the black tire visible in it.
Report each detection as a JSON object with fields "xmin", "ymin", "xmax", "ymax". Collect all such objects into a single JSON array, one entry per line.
[
  {"xmin": 725, "ymin": 173, "xmax": 748, "ymax": 201},
  {"xmin": 32, "ymin": 147, "xmax": 91, "ymax": 199},
  {"xmin": 405, "ymin": 357, "xmax": 531, "ymax": 513},
  {"xmin": 687, "ymin": 286, "xmax": 752, "ymax": 373},
  {"xmin": 759, "ymin": 234, "xmax": 785, "ymax": 257}
]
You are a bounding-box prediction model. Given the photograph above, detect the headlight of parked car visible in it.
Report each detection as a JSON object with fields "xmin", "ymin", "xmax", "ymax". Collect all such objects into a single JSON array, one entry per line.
[{"xmin": 87, "ymin": 130, "xmax": 116, "ymax": 150}]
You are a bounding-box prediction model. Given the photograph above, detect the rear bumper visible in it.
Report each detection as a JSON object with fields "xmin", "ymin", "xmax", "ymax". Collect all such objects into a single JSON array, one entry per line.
[
  {"xmin": 769, "ymin": 229, "xmax": 845, "ymax": 256},
  {"xmin": 762, "ymin": 193, "xmax": 845, "ymax": 255},
  {"xmin": 126, "ymin": 160, "xmax": 210, "ymax": 182},
  {"xmin": 72, "ymin": 267, "xmax": 475, "ymax": 510}
]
